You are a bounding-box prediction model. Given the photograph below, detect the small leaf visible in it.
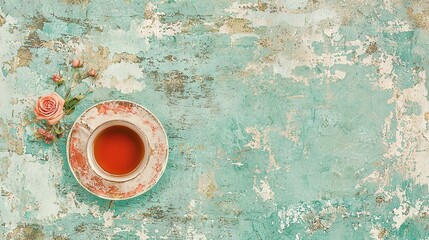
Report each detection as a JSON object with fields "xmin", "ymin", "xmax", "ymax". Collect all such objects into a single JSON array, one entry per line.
[
  {"xmin": 75, "ymin": 94, "xmax": 85, "ymax": 100},
  {"xmin": 64, "ymin": 97, "xmax": 80, "ymax": 110},
  {"xmin": 55, "ymin": 125, "xmax": 65, "ymax": 135}
]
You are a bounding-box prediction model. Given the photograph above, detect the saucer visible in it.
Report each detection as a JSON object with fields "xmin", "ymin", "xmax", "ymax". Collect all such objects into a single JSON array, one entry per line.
[{"xmin": 66, "ymin": 100, "xmax": 168, "ymax": 200}]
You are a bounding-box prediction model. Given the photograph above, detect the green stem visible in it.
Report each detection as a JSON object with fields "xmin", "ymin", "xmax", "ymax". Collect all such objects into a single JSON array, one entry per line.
[{"xmin": 64, "ymin": 107, "xmax": 74, "ymax": 115}]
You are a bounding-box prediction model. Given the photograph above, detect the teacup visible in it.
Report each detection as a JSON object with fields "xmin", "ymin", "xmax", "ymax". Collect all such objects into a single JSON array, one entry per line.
[{"xmin": 87, "ymin": 120, "xmax": 149, "ymax": 182}]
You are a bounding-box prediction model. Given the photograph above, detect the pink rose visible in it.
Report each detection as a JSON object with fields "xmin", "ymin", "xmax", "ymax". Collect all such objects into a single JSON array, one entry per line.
[
  {"xmin": 34, "ymin": 92, "xmax": 65, "ymax": 125},
  {"xmin": 37, "ymin": 128, "xmax": 55, "ymax": 144}
]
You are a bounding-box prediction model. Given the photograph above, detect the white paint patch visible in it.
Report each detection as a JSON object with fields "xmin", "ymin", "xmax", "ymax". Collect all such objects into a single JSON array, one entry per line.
[
  {"xmin": 324, "ymin": 25, "xmax": 341, "ymax": 42},
  {"xmin": 277, "ymin": 204, "xmax": 306, "ymax": 232},
  {"xmin": 262, "ymin": 129, "xmax": 282, "ymax": 171},
  {"xmin": 225, "ymin": 3, "xmax": 338, "ymax": 28},
  {"xmin": 189, "ymin": 199, "xmax": 196, "ymax": 210},
  {"xmin": 0, "ymin": 68, "xmax": 41, "ymax": 122},
  {"xmin": 280, "ymin": 111, "xmax": 300, "ymax": 144},
  {"xmin": 333, "ymin": 70, "xmax": 346, "ymax": 80},
  {"xmin": 0, "ymin": 132, "xmax": 103, "ymax": 232},
  {"xmin": 245, "ymin": 126, "xmax": 282, "ymax": 171},
  {"xmin": 136, "ymin": 229, "xmax": 150, "ymax": 240},
  {"xmin": 0, "ymin": 13, "xmax": 26, "ymax": 65},
  {"xmin": 381, "ymin": 70, "xmax": 429, "ymax": 187},
  {"xmin": 112, "ymin": 225, "xmax": 133, "ymax": 237},
  {"xmin": 185, "ymin": 199, "xmax": 197, "ymax": 219},
  {"xmin": 402, "ymin": 73, "xmax": 429, "ymax": 185},
  {"xmin": 379, "ymin": 20, "xmax": 413, "ymax": 34},
  {"xmin": 92, "ymin": 2, "xmax": 181, "ymax": 54},
  {"xmin": 244, "ymin": 127, "xmax": 261, "ymax": 149},
  {"xmin": 197, "ymin": 172, "xmax": 219, "ymax": 198},
  {"xmin": 362, "ymin": 69, "xmax": 429, "ymax": 228},
  {"xmin": 218, "ymin": 29, "xmax": 259, "ymax": 45},
  {"xmin": 93, "ymin": 21, "xmax": 149, "ymax": 54},
  {"xmin": 247, "ymin": 28, "xmax": 353, "ymax": 84},
  {"xmin": 373, "ymin": 54, "xmax": 397, "ymax": 90},
  {"xmin": 370, "ymin": 226, "xmax": 384, "ymax": 240},
  {"xmin": 383, "ymin": 0, "xmax": 398, "ymax": 13},
  {"xmin": 272, "ymin": 58, "xmax": 303, "ymax": 82},
  {"xmin": 253, "ymin": 178, "xmax": 274, "ymax": 201},
  {"xmin": 90, "ymin": 205, "xmax": 102, "ymax": 218},
  {"xmin": 138, "ymin": 2, "xmax": 182, "ymax": 38},
  {"xmin": 281, "ymin": 0, "xmax": 308, "ymax": 10},
  {"xmin": 391, "ymin": 189, "xmax": 427, "ymax": 229},
  {"xmin": 224, "ymin": 2, "xmax": 254, "ymax": 18},
  {"xmin": 370, "ymin": 227, "xmax": 378, "ymax": 239},
  {"xmin": 99, "ymin": 62, "xmax": 145, "ymax": 94},
  {"xmin": 186, "ymin": 226, "xmax": 207, "ymax": 240},
  {"xmin": 231, "ymin": 162, "xmax": 244, "ymax": 166},
  {"xmin": 0, "ymin": 152, "xmax": 61, "ymax": 228},
  {"xmin": 103, "ymin": 210, "xmax": 115, "ymax": 227},
  {"xmin": 61, "ymin": 192, "xmax": 91, "ymax": 216}
]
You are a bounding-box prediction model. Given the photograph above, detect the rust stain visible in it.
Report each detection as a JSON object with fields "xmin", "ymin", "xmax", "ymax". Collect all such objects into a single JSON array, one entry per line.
[
  {"xmin": 259, "ymin": 38, "xmax": 273, "ymax": 48},
  {"xmin": 9, "ymin": 47, "xmax": 33, "ymax": 73},
  {"xmin": 142, "ymin": 206, "xmax": 165, "ymax": 219},
  {"xmin": 0, "ymin": 15, "xmax": 5, "ymax": 27},
  {"xmin": 79, "ymin": 45, "xmax": 111, "ymax": 72},
  {"xmin": 26, "ymin": 15, "xmax": 47, "ymax": 31},
  {"xmin": 181, "ymin": 18, "xmax": 203, "ymax": 33},
  {"xmin": 376, "ymin": 196, "xmax": 385, "ymax": 204},
  {"xmin": 61, "ymin": 0, "xmax": 91, "ymax": 4},
  {"xmin": 224, "ymin": 18, "xmax": 253, "ymax": 33},
  {"xmin": 257, "ymin": 0, "xmax": 268, "ymax": 12},
  {"xmin": 366, "ymin": 42, "xmax": 378, "ymax": 54},
  {"xmin": 0, "ymin": 156, "xmax": 11, "ymax": 181},
  {"xmin": 27, "ymin": 31, "xmax": 45, "ymax": 48},
  {"xmin": 0, "ymin": 121, "xmax": 24, "ymax": 155},
  {"xmin": 407, "ymin": 7, "xmax": 429, "ymax": 30},
  {"xmin": 164, "ymin": 71, "xmax": 188, "ymax": 95},
  {"xmin": 164, "ymin": 55, "xmax": 177, "ymax": 61},
  {"xmin": 378, "ymin": 228, "xmax": 388, "ymax": 239},
  {"xmin": 17, "ymin": 47, "xmax": 32, "ymax": 67},
  {"xmin": 198, "ymin": 172, "xmax": 219, "ymax": 199},
  {"xmin": 216, "ymin": 201, "xmax": 242, "ymax": 216},
  {"xmin": 144, "ymin": 3, "xmax": 155, "ymax": 19},
  {"xmin": 309, "ymin": 217, "xmax": 325, "ymax": 232},
  {"xmin": 111, "ymin": 53, "xmax": 142, "ymax": 63},
  {"xmin": 424, "ymin": 112, "xmax": 429, "ymax": 121},
  {"xmin": 7, "ymin": 224, "xmax": 45, "ymax": 240}
]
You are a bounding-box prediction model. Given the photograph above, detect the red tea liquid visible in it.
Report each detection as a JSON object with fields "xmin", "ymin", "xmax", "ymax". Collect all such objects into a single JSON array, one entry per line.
[{"xmin": 93, "ymin": 125, "xmax": 144, "ymax": 175}]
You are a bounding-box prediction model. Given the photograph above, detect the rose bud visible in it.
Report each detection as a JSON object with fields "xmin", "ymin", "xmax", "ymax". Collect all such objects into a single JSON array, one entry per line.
[
  {"xmin": 37, "ymin": 128, "xmax": 55, "ymax": 144},
  {"xmin": 71, "ymin": 59, "xmax": 83, "ymax": 68},
  {"xmin": 87, "ymin": 68, "xmax": 97, "ymax": 77},
  {"xmin": 52, "ymin": 74, "xmax": 63, "ymax": 84}
]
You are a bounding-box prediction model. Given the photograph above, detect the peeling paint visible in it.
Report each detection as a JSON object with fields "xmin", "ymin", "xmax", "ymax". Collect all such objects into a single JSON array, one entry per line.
[
  {"xmin": 253, "ymin": 178, "xmax": 274, "ymax": 202},
  {"xmin": 198, "ymin": 172, "xmax": 218, "ymax": 199},
  {"xmin": 7, "ymin": 223, "xmax": 45, "ymax": 240},
  {"xmin": 2, "ymin": 0, "xmax": 429, "ymax": 238},
  {"xmin": 99, "ymin": 62, "xmax": 145, "ymax": 94}
]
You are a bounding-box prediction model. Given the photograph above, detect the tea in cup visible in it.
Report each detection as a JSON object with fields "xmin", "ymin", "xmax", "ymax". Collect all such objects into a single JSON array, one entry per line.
[{"xmin": 87, "ymin": 120, "xmax": 149, "ymax": 182}]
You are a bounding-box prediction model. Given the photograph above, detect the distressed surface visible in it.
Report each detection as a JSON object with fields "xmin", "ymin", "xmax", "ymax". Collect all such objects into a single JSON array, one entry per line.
[{"xmin": 1, "ymin": 0, "xmax": 429, "ymax": 239}]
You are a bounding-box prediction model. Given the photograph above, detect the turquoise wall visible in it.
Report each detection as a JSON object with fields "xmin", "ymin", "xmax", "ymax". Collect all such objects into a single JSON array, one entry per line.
[{"xmin": 1, "ymin": 0, "xmax": 429, "ymax": 239}]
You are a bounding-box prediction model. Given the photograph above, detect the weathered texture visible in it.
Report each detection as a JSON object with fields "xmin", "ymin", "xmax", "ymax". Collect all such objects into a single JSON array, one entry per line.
[{"xmin": 1, "ymin": 0, "xmax": 429, "ymax": 239}]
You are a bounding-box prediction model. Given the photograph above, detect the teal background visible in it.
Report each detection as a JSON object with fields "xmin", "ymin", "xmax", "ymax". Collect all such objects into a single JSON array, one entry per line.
[{"xmin": 1, "ymin": 0, "xmax": 429, "ymax": 239}]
